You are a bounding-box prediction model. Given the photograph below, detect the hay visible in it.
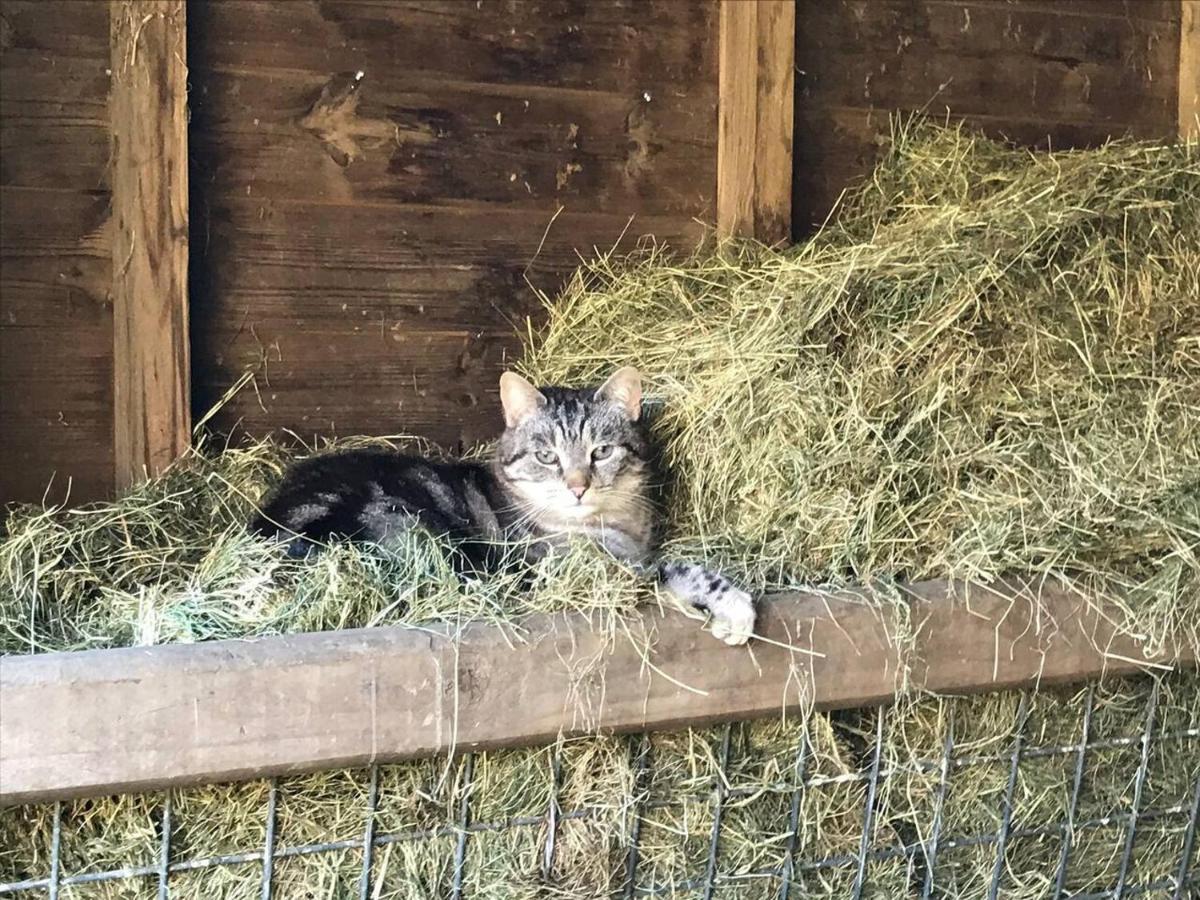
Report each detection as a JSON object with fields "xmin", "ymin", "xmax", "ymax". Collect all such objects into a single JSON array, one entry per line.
[
  {"xmin": 2, "ymin": 121, "xmax": 1199, "ymax": 897},
  {"xmin": 0, "ymin": 436, "xmax": 647, "ymax": 656}
]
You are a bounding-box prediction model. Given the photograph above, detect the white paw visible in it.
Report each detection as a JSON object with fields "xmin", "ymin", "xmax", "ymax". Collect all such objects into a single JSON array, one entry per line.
[{"xmin": 709, "ymin": 590, "xmax": 757, "ymax": 646}]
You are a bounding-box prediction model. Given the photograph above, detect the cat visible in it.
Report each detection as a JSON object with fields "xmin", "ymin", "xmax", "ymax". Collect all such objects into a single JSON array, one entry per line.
[{"xmin": 250, "ymin": 366, "xmax": 757, "ymax": 645}]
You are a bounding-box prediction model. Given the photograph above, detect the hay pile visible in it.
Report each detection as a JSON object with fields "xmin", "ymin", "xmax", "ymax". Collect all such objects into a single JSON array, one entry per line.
[
  {"xmin": 525, "ymin": 119, "xmax": 1200, "ymax": 654},
  {"xmin": 2, "ymin": 121, "xmax": 1199, "ymax": 897},
  {"xmin": 0, "ymin": 435, "xmax": 647, "ymax": 656}
]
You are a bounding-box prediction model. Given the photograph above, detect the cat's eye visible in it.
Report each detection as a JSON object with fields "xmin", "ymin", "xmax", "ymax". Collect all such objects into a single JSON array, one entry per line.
[
  {"xmin": 592, "ymin": 444, "xmax": 614, "ymax": 461},
  {"xmin": 535, "ymin": 449, "xmax": 558, "ymax": 466}
]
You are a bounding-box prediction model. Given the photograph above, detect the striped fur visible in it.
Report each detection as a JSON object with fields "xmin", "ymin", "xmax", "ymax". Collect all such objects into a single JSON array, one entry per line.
[{"xmin": 250, "ymin": 368, "xmax": 756, "ymax": 644}]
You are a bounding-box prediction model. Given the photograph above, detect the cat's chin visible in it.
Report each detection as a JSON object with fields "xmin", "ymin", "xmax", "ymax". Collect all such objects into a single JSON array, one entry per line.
[{"xmin": 559, "ymin": 503, "xmax": 598, "ymax": 520}]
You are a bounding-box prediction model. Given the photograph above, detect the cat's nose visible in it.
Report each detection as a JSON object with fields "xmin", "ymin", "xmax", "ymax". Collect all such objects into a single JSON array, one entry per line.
[{"xmin": 565, "ymin": 472, "xmax": 589, "ymax": 500}]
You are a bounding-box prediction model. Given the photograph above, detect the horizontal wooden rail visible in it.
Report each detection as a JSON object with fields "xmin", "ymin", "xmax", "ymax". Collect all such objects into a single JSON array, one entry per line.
[{"xmin": 1, "ymin": 578, "xmax": 1194, "ymax": 805}]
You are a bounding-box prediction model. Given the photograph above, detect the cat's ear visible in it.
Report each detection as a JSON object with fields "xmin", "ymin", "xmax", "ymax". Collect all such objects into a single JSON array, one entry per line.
[
  {"xmin": 499, "ymin": 371, "xmax": 546, "ymax": 427},
  {"xmin": 595, "ymin": 366, "xmax": 642, "ymax": 421}
]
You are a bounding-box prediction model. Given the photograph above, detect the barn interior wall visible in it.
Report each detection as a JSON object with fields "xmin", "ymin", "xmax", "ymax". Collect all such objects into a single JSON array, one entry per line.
[
  {"xmin": 792, "ymin": 0, "xmax": 1184, "ymax": 233},
  {"xmin": 0, "ymin": 1, "xmax": 114, "ymax": 504},
  {"xmin": 185, "ymin": 0, "xmax": 718, "ymax": 455},
  {"xmin": 0, "ymin": 0, "xmax": 1189, "ymax": 506}
]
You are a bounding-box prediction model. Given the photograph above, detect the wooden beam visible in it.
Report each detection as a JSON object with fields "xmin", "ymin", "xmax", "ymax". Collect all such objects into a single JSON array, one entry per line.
[
  {"xmin": 716, "ymin": 0, "xmax": 795, "ymax": 243},
  {"xmin": 110, "ymin": 0, "xmax": 191, "ymax": 490},
  {"xmin": 1182, "ymin": 0, "xmax": 1200, "ymax": 139},
  {"xmin": 2, "ymin": 578, "xmax": 1193, "ymax": 805}
]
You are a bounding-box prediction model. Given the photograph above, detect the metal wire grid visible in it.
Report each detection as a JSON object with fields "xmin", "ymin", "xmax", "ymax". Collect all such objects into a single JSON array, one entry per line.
[{"xmin": 3, "ymin": 687, "xmax": 1198, "ymax": 899}]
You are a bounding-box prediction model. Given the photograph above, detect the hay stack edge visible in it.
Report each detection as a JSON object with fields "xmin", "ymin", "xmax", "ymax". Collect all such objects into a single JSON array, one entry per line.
[{"xmin": 2, "ymin": 122, "xmax": 1198, "ymax": 898}]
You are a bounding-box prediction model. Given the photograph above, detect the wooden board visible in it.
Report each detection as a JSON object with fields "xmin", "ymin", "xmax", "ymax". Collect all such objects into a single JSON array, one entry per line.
[
  {"xmin": 2, "ymin": 577, "xmax": 1193, "ymax": 805},
  {"xmin": 110, "ymin": 0, "xmax": 191, "ymax": 490},
  {"xmin": 1182, "ymin": 0, "xmax": 1200, "ymax": 139},
  {"xmin": 792, "ymin": 0, "xmax": 1184, "ymax": 232},
  {"xmin": 0, "ymin": 0, "xmax": 114, "ymax": 505},
  {"xmin": 187, "ymin": 0, "xmax": 717, "ymax": 95},
  {"xmin": 187, "ymin": 0, "xmax": 718, "ymax": 451},
  {"xmin": 191, "ymin": 201, "xmax": 705, "ymax": 448},
  {"xmin": 716, "ymin": 0, "xmax": 794, "ymax": 242}
]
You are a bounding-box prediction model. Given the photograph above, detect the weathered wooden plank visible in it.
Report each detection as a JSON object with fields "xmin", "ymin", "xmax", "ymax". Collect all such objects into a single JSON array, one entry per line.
[
  {"xmin": 795, "ymin": 1, "xmax": 1178, "ymax": 127},
  {"xmin": 2, "ymin": 577, "xmax": 1193, "ymax": 805},
  {"xmin": 191, "ymin": 200, "xmax": 705, "ymax": 447},
  {"xmin": 716, "ymin": 0, "xmax": 794, "ymax": 242},
  {"xmin": 110, "ymin": 0, "xmax": 191, "ymax": 490},
  {"xmin": 1182, "ymin": 0, "xmax": 1200, "ymax": 139},
  {"xmin": 0, "ymin": 0, "xmax": 115, "ymax": 506},
  {"xmin": 188, "ymin": 0, "xmax": 716, "ymax": 95},
  {"xmin": 0, "ymin": 53, "xmax": 110, "ymax": 190},
  {"xmin": 791, "ymin": 0, "xmax": 1184, "ymax": 233},
  {"xmin": 0, "ymin": 0, "xmax": 112, "ymax": 59},
  {"xmin": 197, "ymin": 328, "xmax": 517, "ymax": 449},
  {"xmin": 189, "ymin": 66, "xmax": 715, "ymax": 215},
  {"xmin": 933, "ymin": 0, "xmax": 1182, "ymax": 22},
  {"xmin": 753, "ymin": 0, "xmax": 795, "ymax": 244},
  {"xmin": 716, "ymin": 1, "xmax": 757, "ymax": 239},
  {"xmin": 1, "ymin": 246, "xmax": 114, "ymax": 504}
]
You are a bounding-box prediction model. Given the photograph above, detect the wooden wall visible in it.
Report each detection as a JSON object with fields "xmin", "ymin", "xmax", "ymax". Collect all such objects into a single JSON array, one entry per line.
[
  {"xmin": 0, "ymin": 1, "xmax": 114, "ymax": 503},
  {"xmin": 186, "ymin": 0, "xmax": 717, "ymax": 452},
  {"xmin": 792, "ymin": 0, "xmax": 1186, "ymax": 232}
]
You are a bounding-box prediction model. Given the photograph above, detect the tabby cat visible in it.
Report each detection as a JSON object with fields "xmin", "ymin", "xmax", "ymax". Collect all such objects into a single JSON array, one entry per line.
[{"xmin": 250, "ymin": 367, "xmax": 756, "ymax": 644}]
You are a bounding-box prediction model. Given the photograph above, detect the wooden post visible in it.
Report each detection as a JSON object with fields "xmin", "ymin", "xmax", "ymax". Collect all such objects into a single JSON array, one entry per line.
[
  {"xmin": 110, "ymin": 0, "xmax": 191, "ymax": 490},
  {"xmin": 716, "ymin": 0, "xmax": 795, "ymax": 243},
  {"xmin": 1182, "ymin": 0, "xmax": 1199, "ymax": 140},
  {"xmin": 2, "ymin": 577, "xmax": 1193, "ymax": 805}
]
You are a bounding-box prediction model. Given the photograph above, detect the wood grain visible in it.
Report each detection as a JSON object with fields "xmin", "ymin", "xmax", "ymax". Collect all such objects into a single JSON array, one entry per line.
[
  {"xmin": 792, "ymin": 0, "xmax": 1184, "ymax": 233},
  {"xmin": 1182, "ymin": 0, "xmax": 1200, "ymax": 139},
  {"xmin": 2, "ymin": 577, "xmax": 1193, "ymax": 805},
  {"xmin": 0, "ymin": 0, "xmax": 112, "ymax": 58},
  {"xmin": 187, "ymin": 1, "xmax": 719, "ymax": 449},
  {"xmin": 187, "ymin": 0, "xmax": 717, "ymax": 95},
  {"xmin": 0, "ymin": 2, "xmax": 114, "ymax": 505},
  {"xmin": 192, "ymin": 201, "xmax": 705, "ymax": 448},
  {"xmin": 190, "ymin": 67, "xmax": 714, "ymax": 215},
  {"xmin": 110, "ymin": 0, "xmax": 191, "ymax": 490},
  {"xmin": 716, "ymin": 0, "xmax": 794, "ymax": 242}
]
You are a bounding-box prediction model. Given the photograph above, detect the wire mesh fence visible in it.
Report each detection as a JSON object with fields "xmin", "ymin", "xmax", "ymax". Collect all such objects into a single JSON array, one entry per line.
[{"xmin": 2, "ymin": 675, "xmax": 1197, "ymax": 899}]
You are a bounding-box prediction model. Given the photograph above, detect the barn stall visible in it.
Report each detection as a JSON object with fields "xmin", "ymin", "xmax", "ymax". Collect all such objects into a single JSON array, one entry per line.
[{"xmin": 1, "ymin": 1, "xmax": 1199, "ymax": 897}]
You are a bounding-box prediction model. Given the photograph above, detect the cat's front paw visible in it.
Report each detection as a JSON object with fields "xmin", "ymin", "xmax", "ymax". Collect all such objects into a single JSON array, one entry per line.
[
  {"xmin": 709, "ymin": 588, "xmax": 757, "ymax": 646},
  {"xmin": 657, "ymin": 561, "xmax": 758, "ymax": 647}
]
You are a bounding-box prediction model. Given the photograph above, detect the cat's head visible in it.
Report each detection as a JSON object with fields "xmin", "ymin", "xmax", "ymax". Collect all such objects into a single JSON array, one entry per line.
[{"xmin": 494, "ymin": 367, "xmax": 653, "ymax": 525}]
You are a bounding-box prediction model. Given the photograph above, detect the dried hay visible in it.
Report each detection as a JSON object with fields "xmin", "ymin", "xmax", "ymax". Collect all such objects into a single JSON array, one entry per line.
[{"xmin": 2, "ymin": 121, "xmax": 1198, "ymax": 897}]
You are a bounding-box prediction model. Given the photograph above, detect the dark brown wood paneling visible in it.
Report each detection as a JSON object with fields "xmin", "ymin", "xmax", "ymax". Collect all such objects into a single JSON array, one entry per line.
[
  {"xmin": 946, "ymin": 0, "xmax": 1181, "ymax": 22},
  {"xmin": 188, "ymin": 0, "xmax": 715, "ymax": 94},
  {"xmin": 193, "ymin": 200, "xmax": 704, "ymax": 447},
  {"xmin": 188, "ymin": 0, "xmax": 718, "ymax": 450},
  {"xmin": 792, "ymin": 0, "xmax": 1185, "ymax": 233},
  {"xmin": 191, "ymin": 68, "xmax": 713, "ymax": 215},
  {"xmin": 0, "ymin": 1, "xmax": 113, "ymax": 505}
]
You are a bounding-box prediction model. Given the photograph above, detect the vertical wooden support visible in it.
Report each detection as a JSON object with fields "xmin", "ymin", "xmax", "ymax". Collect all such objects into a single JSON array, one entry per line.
[
  {"xmin": 110, "ymin": 0, "xmax": 191, "ymax": 490},
  {"xmin": 1182, "ymin": 0, "xmax": 1199, "ymax": 140},
  {"xmin": 716, "ymin": 0, "xmax": 795, "ymax": 243}
]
